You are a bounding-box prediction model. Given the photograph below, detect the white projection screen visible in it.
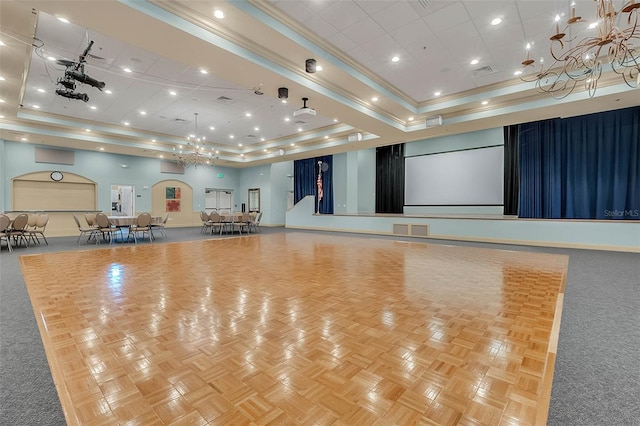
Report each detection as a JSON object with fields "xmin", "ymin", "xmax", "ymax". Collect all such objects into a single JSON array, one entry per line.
[{"xmin": 404, "ymin": 145, "xmax": 504, "ymax": 205}]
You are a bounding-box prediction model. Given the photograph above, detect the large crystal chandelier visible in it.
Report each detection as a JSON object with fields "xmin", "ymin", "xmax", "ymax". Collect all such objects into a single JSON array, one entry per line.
[
  {"xmin": 520, "ymin": 0, "xmax": 640, "ymax": 98},
  {"xmin": 173, "ymin": 112, "xmax": 216, "ymax": 167}
]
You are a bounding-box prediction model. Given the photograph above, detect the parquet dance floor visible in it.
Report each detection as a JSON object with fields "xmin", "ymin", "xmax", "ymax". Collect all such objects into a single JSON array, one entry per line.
[{"xmin": 20, "ymin": 233, "xmax": 567, "ymax": 425}]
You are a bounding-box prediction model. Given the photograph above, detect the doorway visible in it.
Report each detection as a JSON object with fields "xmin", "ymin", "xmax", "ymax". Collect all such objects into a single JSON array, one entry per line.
[
  {"xmin": 111, "ymin": 185, "xmax": 135, "ymax": 216},
  {"xmin": 205, "ymin": 189, "xmax": 232, "ymax": 214}
]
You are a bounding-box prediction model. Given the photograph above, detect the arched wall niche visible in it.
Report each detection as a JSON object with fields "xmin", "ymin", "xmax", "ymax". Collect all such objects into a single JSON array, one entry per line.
[{"xmin": 151, "ymin": 179, "xmax": 197, "ymax": 227}]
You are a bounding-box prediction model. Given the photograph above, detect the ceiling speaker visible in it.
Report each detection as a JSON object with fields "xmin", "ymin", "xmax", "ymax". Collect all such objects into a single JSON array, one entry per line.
[
  {"xmin": 305, "ymin": 58, "xmax": 317, "ymax": 73},
  {"xmin": 425, "ymin": 115, "xmax": 443, "ymax": 128}
]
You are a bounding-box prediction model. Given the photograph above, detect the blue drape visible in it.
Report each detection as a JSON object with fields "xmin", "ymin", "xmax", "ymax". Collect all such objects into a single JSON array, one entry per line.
[
  {"xmin": 518, "ymin": 106, "xmax": 639, "ymax": 219},
  {"xmin": 293, "ymin": 155, "xmax": 333, "ymax": 214}
]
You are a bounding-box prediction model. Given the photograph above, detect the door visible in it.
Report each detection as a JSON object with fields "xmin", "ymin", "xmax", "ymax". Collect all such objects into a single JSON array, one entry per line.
[{"xmin": 111, "ymin": 185, "xmax": 135, "ymax": 216}]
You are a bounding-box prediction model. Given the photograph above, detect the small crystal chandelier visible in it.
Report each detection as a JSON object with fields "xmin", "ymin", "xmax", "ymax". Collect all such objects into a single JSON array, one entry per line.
[
  {"xmin": 173, "ymin": 112, "xmax": 215, "ymax": 167},
  {"xmin": 520, "ymin": 0, "xmax": 640, "ymax": 98}
]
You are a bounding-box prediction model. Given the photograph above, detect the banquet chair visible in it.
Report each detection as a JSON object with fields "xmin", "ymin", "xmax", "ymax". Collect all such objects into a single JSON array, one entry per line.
[
  {"xmin": 84, "ymin": 213, "xmax": 97, "ymax": 228},
  {"xmin": 8, "ymin": 213, "xmax": 29, "ymax": 248},
  {"xmin": 208, "ymin": 212, "xmax": 225, "ymax": 236},
  {"xmin": 250, "ymin": 212, "xmax": 263, "ymax": 233},
  {"xmin": 72, "ymin": 214, "xmax": 97, "ymax": 244},
  {"xmin": 234, "ymin": 213, "xmax": 250, "ymax": 235},
  {"xmin": 200, "ymin": 211, "xmax": 212, "ymax": 234},
  {"xmin": 95, "ymin": 213, "xmax": 122, "ymax": 244},
  {"xmin": 151, "ymin": 213, "xmax": 169, "ymax": 238},
  {"xmin": 0, "ymin": 214, "xmax": 13, "ymax": 252},
  {"xmin": 129, "ymin": 213, "xmax": 153, "ymax": 243},
  {"xmin": 26, "ymin": 213, "xmax": 49, "ymax": 245}
]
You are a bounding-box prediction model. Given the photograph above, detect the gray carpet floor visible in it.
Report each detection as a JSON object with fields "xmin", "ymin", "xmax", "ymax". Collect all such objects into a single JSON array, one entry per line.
[{"xmin": 1, "ymin": 227, "xmax": 638, "ymax": 425}]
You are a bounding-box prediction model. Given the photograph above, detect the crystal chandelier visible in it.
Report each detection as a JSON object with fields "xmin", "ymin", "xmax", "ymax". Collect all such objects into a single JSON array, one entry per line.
[
  {"xmin": 520, "ymin": 0, "xmax": 640, "ymax": 98},
  {"xmin": 173, "ymin": 112, "xmax": 216, "ymax": 167}
]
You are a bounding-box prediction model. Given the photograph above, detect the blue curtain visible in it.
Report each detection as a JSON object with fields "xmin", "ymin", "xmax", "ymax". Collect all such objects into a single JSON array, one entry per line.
[
  {"xmin": 518, "ymin": 106, "xmax": 639, "ymax": 219},
  {"xmin": 294, "ymin": 155, "xmax": 333, "ymax": 214}
]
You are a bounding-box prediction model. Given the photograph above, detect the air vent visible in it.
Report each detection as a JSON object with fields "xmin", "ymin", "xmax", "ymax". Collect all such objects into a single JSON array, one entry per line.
[
  {"xmin": 244, "ymin": 134, "xmax": 257, "ymax": 139},
  {"xmin": 418, "ymin": 0, "xmax": 432, "ymax": 8},
  {"xmin": 216, "ymin": 96, "xmax": 232, "ymax": 102},
  {"xmin": 294, "ymin": 120, "xmax": 306, "ymax": 125},
  {"xmin": 472, "ymin": 65, "xmax": 495, "ymax": 77},
  {"xmin": 174, "ymin": 118, "xmax": 188, "ymax": 123}
]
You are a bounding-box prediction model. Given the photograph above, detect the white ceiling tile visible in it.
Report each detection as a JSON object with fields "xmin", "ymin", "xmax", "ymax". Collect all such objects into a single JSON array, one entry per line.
[
  {"xmin": 423, "ymin": 2, "xmax": 471, "ymax": 33},
  {"xmin": 326, "ymin": 31, "xmax": 359, "ymax": 54},
  {"xmin": 360, "ymin": 34, "xmax": 401, "ymax": 58},
  {"xmin": 300, "ymin": 14, "xmax": 339, "ymax": 40},
  {"xmin": 341, "ymin": 17, "xmax": 386, "ymax": 46},
  {"xmin": 354, "ymin": 0, "xmax": 392, "ymax": 15},
  {"xmin": 317, "ymin": 1, "xmax": 369, "ymax": 31},
  {"xmin": 390, "ymin": 18, "xmax": 434, "ymax": 46},
  {"xmin": 372, "ymin": 1, "xmax": 423, "ymax": 33}
]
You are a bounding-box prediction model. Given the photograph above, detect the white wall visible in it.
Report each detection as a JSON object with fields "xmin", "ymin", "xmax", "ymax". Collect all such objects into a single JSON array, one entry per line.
[{"xmin": 0, "ymin": 140, "xmax": 240, "ymax": 215}]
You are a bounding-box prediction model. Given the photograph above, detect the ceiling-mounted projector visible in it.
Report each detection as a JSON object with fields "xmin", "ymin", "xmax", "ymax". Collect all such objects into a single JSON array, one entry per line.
[{"xmin": 293, "ymin": 97, "xmax": 316, "ymax": 118}]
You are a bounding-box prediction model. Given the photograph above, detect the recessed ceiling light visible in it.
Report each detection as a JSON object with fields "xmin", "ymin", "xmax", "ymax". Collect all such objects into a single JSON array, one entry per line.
[
  {"xmin": 37, "ymin": 88, "xmax": 44, "ymax": 92},
  {"xmin": 0, "ymin": 115, "xmax": 4, "ymax": 119},
  {"xmin": 139, "ymin": 111, "xmax": 146, "ymax": 115},
  {"xmin": 245, "ymin": 112, "xmax": 252, "ymax": 117},
  {"xmin": 0, "ymin": 41, "xmax": 6, "ymax": 46},
  {"xmin": 213, "ymin": 9, "xmax": 225, "ymax": 19},
  {"xmin": 324, "ymin": 136, "xmax": 328, "ymax": 139},
  {"xmin": 57, "ymin": 16, "xmax": 70, "ymax": 23},
  {"xmin": 123, "ymin": 121, "xmax": 130, "ymax": 126},
  {"xmin": 481, "ymin": 100, "xmax": 489, "ymax": 105},
  {"xmin": 33, "ymin": 105, "xmax": 40, "ymax": 109},
  {"xmin": 588, "ymin": 22, "xmax": 598, "ymax": 29},
  {"xmin": 84, "ymin": 128, "xmax": 91, "ymax": 132},
  {"xmin": 169, "ymin": 90, "xmax": 177, "ymax": 96},
  {"xmin": 215, "ymin": 150, "xmax": 219, "ymax": 154},
  {"xmin": 513, "ymin": 70, "xmax": 523, "ymax": 76},
  {"xmin": 200, "ymin": 69, "xmax": 208, "ymax": 74},
  {"xmin": 105, "ymin": 90, "xmax": 112, "ymax": 94},
  {"xmin": 260, "ymin": 137, "xmax": 265, "ymax": 142},
  {"xmin": 230, "ymin": 135, "xmax": 235, "ymax": 139},
  {"xmin": 281, "ymin": 99, "xmax": 287, "ymax": 104},
  {"xmin": 21, "ymin": 137, "xmax": 28, "ymax": 141},
  {"xmin": 285, "ymin": 117, "xmax": 290, "ymax": 122},
  {"xmin": 434, "ymin": 91, "xmax": 442, "ymax": 96},
  {"xmin": 491, "ymin": 17, "xmax": 502, "ymax": 25},
  {"xmin": 99, "ymin": 147, "xmax": 105, "ymax": 151},
  {"xmin": 470, "ymin": 59, "xmax": 479, "ymax": 65},
  {"xmin": 316, "ymin": 65, "xmax": 323, "ymax": 71},
  {"xmin": 0, "ymin": 76, "xmax": 6, "ymax": 81},
  {"xmin": 159, "ymin": 155, "xmax": 164, "ymax": 158},
  {"xmin": 371, "ymin": 96, "xmax": 379, "ymax": 102},
  {"xmin": 151, "ymin": 139, "xmax": 156, "ymax": 142},
  {"xmin": 240, "ymin": 154, "xmax": 244, "ymax": 157},
  {"xmin": 263, "ymin": 149, "xmax": 267, "ymax": 152},
  {"xmin": 408, "ymin": 116, "xmax": 414, "ymax": 121},
  {"xmin": 297, "ymin": 128, "xmax": 302, "ymax": 132},
  {"xmin": 254, "ymin": 126, "xmax": 259, "ymax": 131},
  {"xmin": 47, "ymin": 56, "xmax": 56, "ymax": 61},
  {"xmin": 209, "ymin": 126, "xmax": 215, "ymax": 130},
  {"xmin": 123, "ymin": 67, "xmax": 132, "ymax": 73},
  {"xmin": 391, "ymin": 56, "xmax": 400, "ymax": 62},
  {"xmin": 333, "ymin": 118, "xmax": 338, "ymax": 122},
  {"xmin": 0, "ymin": 99, "xmax": 5, "ymax": 103}
]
